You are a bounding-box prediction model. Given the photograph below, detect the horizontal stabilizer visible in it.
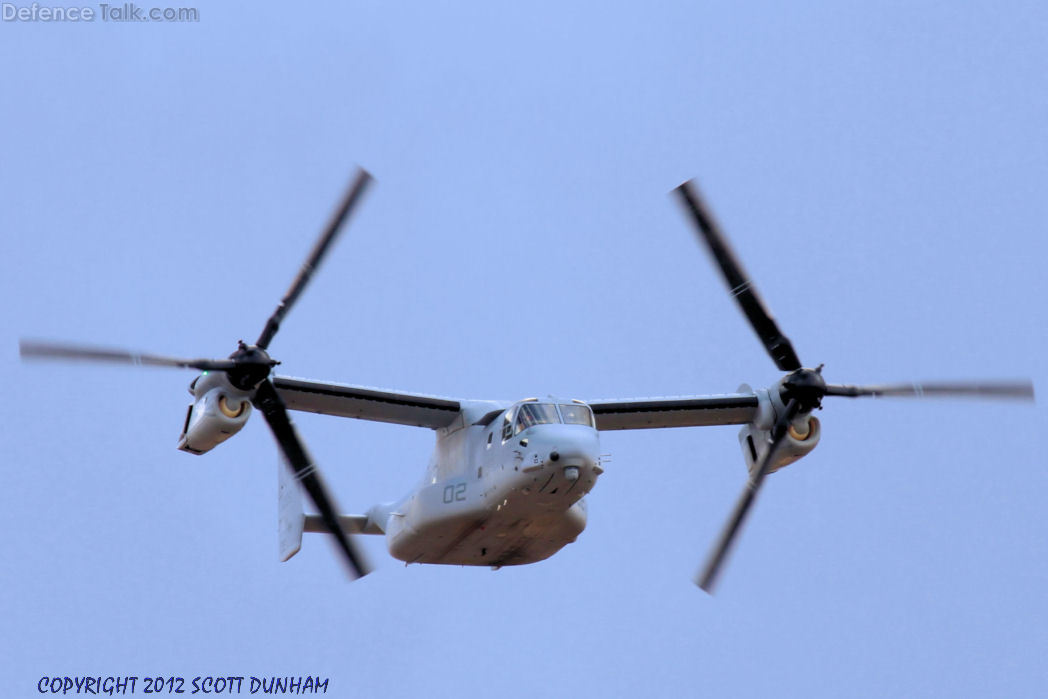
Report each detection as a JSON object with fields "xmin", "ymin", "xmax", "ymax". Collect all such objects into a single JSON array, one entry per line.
[{"xmin": 304, "ymin": 514, "xmax": 383, "ymax": 536}]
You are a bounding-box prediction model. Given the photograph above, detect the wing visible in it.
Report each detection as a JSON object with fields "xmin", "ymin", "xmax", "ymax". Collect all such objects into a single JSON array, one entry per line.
[
  {"xmin": 273, "ymin": 376, "xmax": 462, "ymax": 429},
  {"xmin": 588, "ymin": 393, "xmax": 759, "ymax": 430}
]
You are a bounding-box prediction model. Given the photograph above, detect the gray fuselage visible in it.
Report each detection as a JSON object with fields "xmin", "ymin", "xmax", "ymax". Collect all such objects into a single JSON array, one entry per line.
[{"xmin": 370, "ymin": 400, "xmax": 602, "ymax": 567}]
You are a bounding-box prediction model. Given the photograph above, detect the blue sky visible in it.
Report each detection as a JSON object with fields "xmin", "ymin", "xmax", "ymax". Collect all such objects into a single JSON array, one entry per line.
[{"xmin": 3, "ymin": 2, "xmax": 1046, "ymax": 697}]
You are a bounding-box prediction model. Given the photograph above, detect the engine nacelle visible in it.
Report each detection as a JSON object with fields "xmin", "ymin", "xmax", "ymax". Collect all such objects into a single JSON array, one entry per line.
[
  {"xmin": 177, "ymin": 371, "xmax": 252, "ymax": 455},
  {"xmin": 736, "ymin": 382, "xmax": 821, "ymax": 478},
  {"xmin": 738, "ymin": 415, "xmax": 821, "ymax": 478}
]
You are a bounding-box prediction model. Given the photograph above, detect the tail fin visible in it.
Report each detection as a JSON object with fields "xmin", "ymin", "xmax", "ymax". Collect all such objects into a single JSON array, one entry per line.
[
  {"xmin": 278, "ymin": 457, "xmax": 385, "ymax": 562},
  {"xmin": 278, "ymin": 456, "xmax": 305, "ymax": 561}
]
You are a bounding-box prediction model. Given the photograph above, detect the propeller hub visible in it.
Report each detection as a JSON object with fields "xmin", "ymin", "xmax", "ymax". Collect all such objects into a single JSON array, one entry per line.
[
  {"xmin": 227, "ymin": 342, "xmax": 278, "ymax": 391},
  {"xmin": 781, "ymin": 367, "xmax": 827, "ymax": 412}
]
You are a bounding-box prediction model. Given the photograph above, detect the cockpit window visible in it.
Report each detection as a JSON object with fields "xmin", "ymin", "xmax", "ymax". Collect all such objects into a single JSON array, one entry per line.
[
  {"xmin": 559, "ymin": 403, "xmax": 594, "ymax": 427},
  {"xmin": 514, "ymin": 403, "xmax": 559, "ymax": 435},
  {"xmin": 502, "ymin": 411, "xmax": 513, "ymax": 441}
]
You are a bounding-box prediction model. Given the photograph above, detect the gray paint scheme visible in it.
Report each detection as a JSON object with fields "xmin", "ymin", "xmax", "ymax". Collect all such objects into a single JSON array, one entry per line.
[
  {"xmin": 588, "ymin": 394, "xmax": 759, "ymax": 430},
  {"xmin": 274, "ymin": 375, "xmax": 759, "ymax": 432},
  {"xmin": 271, "ymin": 377, "xmax": 768, "ymax": 568},
  {"xmin": 274, "ymin": 375, "xmax": 463, "ymax": 429}
]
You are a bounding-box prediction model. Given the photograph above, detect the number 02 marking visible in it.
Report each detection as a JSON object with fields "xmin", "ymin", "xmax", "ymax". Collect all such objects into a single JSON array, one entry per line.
[{"xmin": 442, "ymin": 483, "xmax": 467, "ymax": 503}]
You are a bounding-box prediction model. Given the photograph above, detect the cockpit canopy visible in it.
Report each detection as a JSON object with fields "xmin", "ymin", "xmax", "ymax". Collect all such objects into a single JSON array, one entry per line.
[{"xmin": 502, "ymin": 401, "xmax": 595, "ymax": 440}]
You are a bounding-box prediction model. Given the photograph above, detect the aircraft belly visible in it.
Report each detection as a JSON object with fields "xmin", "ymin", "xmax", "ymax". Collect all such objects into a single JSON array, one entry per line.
[
  {"xmin": 386, "ymin": 440, "xmax": 598, "ymax": 568},
  {"xmin": 387, "ymin": 500, "xmax": 587, "ymax": 567}
]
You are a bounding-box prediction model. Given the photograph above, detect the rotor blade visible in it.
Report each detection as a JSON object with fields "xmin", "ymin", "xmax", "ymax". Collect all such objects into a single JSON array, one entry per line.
[
  {"xmin": 674, "ymin": 180, "xmax": 802, "ymax": 372},
  {"xmin": 19, "ymin": 339, "xmax": 237, "ymax": 371},
  {"xmin": 252, "ymin": 379, "xmax": 370, "ymax": 579},
  {"xmin": 256, "ymin": 168, "xmax": 373, "ymax": 350},
  {"xmin": 824, "ymin": 380, "xmax": 1034, "ymax": 401},
  {"xmin": 696, "ymin": 399, "xmax": 801, "ymax": 594}
]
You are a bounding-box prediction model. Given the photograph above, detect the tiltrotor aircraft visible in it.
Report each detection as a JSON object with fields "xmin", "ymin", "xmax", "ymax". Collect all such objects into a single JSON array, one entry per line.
[{"xmin": 20, "ymin": 168, "xmax": 1034, "ymax": 593}]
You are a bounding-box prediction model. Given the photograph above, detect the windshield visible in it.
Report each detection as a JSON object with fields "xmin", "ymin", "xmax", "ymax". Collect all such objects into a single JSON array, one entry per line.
[
  {"xmin": 559, "ymin": 403, "xmax": 594, "ymax": 427},
  {"xmin": 514, "ymin": 403, "xmax": 560, "ymax": 434}
]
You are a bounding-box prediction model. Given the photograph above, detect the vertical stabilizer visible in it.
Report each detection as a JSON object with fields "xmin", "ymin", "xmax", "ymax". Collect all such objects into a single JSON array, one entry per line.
[{"xmin": 278, "ymin": 456, "xmax": 305, "ymax": 561}]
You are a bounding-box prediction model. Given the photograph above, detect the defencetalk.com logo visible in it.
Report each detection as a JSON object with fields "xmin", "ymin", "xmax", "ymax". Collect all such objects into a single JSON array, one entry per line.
[{"xmin": 2, "ymin": 3, "xmax": 199, "ymax": 22}]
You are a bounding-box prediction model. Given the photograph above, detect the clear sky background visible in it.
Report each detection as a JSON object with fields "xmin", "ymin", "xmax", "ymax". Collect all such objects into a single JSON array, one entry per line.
[{"xmin": 2, "ymin": 2, "xmax": 1047, "ymax": 697}]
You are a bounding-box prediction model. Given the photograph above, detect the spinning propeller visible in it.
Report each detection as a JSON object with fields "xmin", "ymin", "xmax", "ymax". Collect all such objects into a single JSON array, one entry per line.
[
  {"xmin": 21, "ymin": 168, "xmax": 374, "ymax": 579},
  {"xmin": 675, "ymin": 180, "xmax": 1034, "ymax": 593}
]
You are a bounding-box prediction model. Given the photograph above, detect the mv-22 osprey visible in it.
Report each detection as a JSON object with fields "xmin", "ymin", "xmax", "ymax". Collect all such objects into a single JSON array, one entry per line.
[{"xmin": 20, "ymin": 168, "xmax": 1034, "ymax": 593}]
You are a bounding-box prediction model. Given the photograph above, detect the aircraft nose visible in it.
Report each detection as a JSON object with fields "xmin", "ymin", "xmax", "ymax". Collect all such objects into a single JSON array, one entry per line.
[
  {"xmin": 516, "ymin": 425, "xmax": 602, "ymax": 502},
  {"xmin": 535, "ymin": 425, "xmax": 599, "ymax": 470}
]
